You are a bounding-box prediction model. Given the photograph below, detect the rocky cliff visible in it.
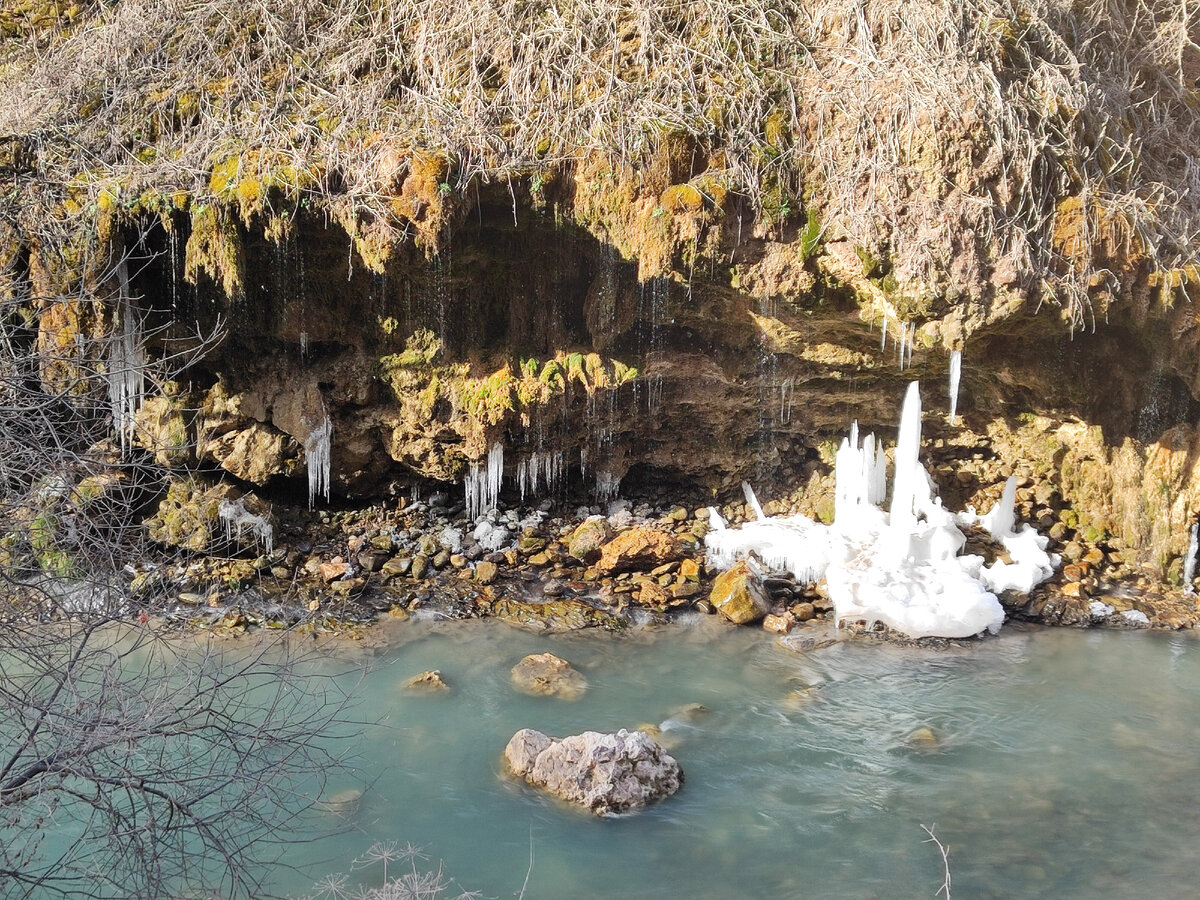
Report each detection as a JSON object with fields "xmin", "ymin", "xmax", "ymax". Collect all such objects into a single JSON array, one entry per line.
[{"xmin": 3, "ymin": 0, "xmax": 1200, "ymax": 580}]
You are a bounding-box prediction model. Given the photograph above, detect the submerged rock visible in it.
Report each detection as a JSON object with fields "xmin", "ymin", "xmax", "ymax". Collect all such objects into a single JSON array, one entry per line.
[
  {"xmin": 483, "ymin": 597, "xmax": 621, "ymax": 632},
  {"xmin": 709, "ymin": 559, "xmax": 771, "ymax": 624},
  {"xmin": 503, "ymin": 727, "xmax": 683, "ymax": 815},
  {"xmin": 404, "ymin": 670, "xmax": 449, "ymax": 691},
  {"xmin": 510, "ymin": 652, "xmax": 588, "ymax": 699}
]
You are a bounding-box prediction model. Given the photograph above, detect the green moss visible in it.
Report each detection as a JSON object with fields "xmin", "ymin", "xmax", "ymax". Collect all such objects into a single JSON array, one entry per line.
[{"xmin": 799, "ymin": 208, "xmax": 822, "ymax": 262}]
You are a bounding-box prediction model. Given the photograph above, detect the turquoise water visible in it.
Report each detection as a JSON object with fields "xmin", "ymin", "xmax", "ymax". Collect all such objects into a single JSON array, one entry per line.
[{"xmin": 280, "ymin": 618, "xmax": 1200, "ymax": 898}]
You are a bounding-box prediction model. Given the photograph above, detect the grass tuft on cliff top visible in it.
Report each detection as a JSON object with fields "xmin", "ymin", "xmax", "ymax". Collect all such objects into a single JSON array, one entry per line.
[{"xmin": 1, "ymin": 0, "xmax": 1199, "ymax": 324}]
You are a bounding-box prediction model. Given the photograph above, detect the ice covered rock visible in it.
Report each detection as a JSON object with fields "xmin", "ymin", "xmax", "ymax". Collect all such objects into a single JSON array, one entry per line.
[{"xmin": 504, "ymin": 728, "xmax": 683, "ymax": 815}]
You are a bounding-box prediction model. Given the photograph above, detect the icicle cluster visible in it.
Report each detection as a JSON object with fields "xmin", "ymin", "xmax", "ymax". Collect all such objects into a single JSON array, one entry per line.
[
  {"xmin": 948, "ymin": 350, "xmax": 962, "ymax": 421},
  {"xmin": 516, "ymin": 450, "xmax": 565, "ymax": 503},
  {"xmin": 595, "ymin": 469, "xmax": 621, "ymax": 504},
  {"xmin": 706, "ymin": 381, "xmax": 1059, "ymax": 639},
  {"xmin": 834, "ymin": 422, "xmax": 887, "ymax": 522},
  {"xmin": 465, "ymin": 442, "xmax": 504, "ymax": 519},
  {"xmin": 305, "ymin": 415, "xmax": 332, "ymax": 509},
  {"xmin": 218, "ymin": 498, "xmax": 274, "ymax": 552},
  {"xmin": 107, "ymin": 261, "xmax": 146, "ymax": 452}
]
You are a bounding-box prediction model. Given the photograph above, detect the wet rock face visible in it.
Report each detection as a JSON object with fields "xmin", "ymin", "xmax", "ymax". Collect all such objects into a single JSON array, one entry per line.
[{"xmin": 504, "ymin": 727, "xmax": 683, "ymax": 815}]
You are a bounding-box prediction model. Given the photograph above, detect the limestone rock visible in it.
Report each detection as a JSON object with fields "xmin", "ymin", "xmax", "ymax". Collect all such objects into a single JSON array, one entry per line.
[
  {"xmin": 510, "ymin": 653, "xmax": 588, "ymax": 699},
  {"xmin": 568, "ymin": 516, "xmax": 612, "ymax": 561},
  {"xmin": 503, "ymin": 727, "xmax": 683, "ymax": 815},
  {"xmin": 597, "ymin": 528, "xmax": 682, "ymax": 574},
  {"xmin": 201, "ymin": 421, "xmax": 301, "ymax": 484},
  {"xmin": 474, "ymin": 560, "xmax": 499, "ymax": 584},
  {"xmin": 709, "ymin": 559, "xmax": 771, "ymax": 624}
]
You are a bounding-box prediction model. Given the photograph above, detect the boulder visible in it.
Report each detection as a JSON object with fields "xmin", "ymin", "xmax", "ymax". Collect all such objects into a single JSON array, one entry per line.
[
  {"xmin": 504, "ymin": 727, "xmax": 683, "ymax": 815},
  {"xmin": 709, "ymin": 559, "xmax": 771, "ymax": 624},
  {"xmin": 510, "ymin": 652, "xmax": 588, "ymax": 699},
  {"xmin": 568, "ymin": 516, "xmax": 612, "ymax": 561},
  {"xmin": 596, "ymin": 528, "xmax": 682, "ymax": 574}
]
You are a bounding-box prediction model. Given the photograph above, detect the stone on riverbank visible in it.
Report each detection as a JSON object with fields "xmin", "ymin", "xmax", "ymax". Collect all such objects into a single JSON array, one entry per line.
[
  {"xmin": 510, "ymin": 652, "xmax": 588, "ymax": 699},
  {"xmin": 709, "ymin": 559, "xmax": 771, "ymax": 624},
  {"xmin": 503, "ymin": 727, "xmax": 682, "ymax": 815},
  {"xmin": 568, "ymin": 516, "xmax": 613, "ymax": 561},
  {"xmin": 596, "ymin": 527, "xmax": 682, "ymax": 574}
]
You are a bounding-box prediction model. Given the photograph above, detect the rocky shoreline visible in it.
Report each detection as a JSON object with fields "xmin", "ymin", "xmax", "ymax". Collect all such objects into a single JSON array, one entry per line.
[{"xmin": 120, "ymin": 457, "xmax": 1200, "ymax": 640}]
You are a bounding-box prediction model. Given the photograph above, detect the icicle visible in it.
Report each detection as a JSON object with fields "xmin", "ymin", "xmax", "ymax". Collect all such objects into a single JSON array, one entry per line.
[
  {"xmin": 948, "ymin": 350, "xmax": 962, "ymax": 421},
  {"xmin": 979, "ymin": 475, "xmax": 1017, "ymax": 540},
  {"xmin": 897, "ymin": 322, "xmax": 907, "ymax": 371},
  {"xmin": 299, "ymin": 331, "xmax": 309, "ymax": 360},
  {"xmin": 108, "ymin": 259, "xmax": 146, "ymax": 453},
  {"xmin": 889, "ymin": 382, "xmax": 922, "ymax": 531},
  {"xmin": 881, "ymin": 313, "xmax": 888, "ymax": 351},
  {"xmin": 465, "ymin": 442, "xmax": 504, "ymax": 519},
  {"xmin": 779, "ymin": 378, "xmax": 794, "ymax": 424},
  {"xmin": 218, "ymin": 498, "xmax": 274, "ymax": 552},
  {"xmin": 305, "ymin": 415, "xmax": 333, "ymax": 509},
  {"xmin": 1184, "ymin": 523, "xmax": 1198, "ymax": 593},
  {"xmin": 742, "ymin": 481, "xmax": 766, "ymax": 521}
]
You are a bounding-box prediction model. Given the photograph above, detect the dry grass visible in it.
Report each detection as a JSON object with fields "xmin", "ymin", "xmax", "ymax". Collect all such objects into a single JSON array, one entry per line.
[{"xmin": 1, "ymin": 0, "xmax": 1198, "ymax": 326}]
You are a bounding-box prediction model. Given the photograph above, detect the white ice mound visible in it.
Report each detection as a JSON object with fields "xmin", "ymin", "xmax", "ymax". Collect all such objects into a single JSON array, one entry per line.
[{"xmin": 706, "ymin": 382, "xmax": 1057, "ymax": 639}]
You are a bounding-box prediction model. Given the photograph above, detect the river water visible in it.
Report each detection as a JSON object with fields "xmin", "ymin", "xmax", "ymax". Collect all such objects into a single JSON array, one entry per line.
[{"xmin": 279, "ymin": 618, "xmax": 1200, "ymax": 898}]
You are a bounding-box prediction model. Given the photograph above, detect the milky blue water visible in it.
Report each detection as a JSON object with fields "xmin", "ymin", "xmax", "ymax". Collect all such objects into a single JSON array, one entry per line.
[{"xmin": 278, "ymin": 618, "xmax": 1200, "ymax": 899}]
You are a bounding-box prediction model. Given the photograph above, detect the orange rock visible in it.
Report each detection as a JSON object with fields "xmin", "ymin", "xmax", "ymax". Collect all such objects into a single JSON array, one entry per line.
[
  {"xmin": 763, "ymin": 612, "xmax": 794, "ymax": 634},
  {"xmin": 319, "ymin": 561, "xmax": 349, "ymax": 582},
  {"xmin": 597, "ymin": 528, "xmax": 682, "ymax": 575}
]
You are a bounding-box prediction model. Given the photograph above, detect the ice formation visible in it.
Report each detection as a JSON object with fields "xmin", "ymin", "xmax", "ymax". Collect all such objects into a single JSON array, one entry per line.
[
  {"xmin": 1184, "ymin": 523, "xmax": 1199, "ymax": 594},
  {"xmin": 108, "ymin": 261, "xmax": 146, "ymax": 452},
  {"xmin": 706, "ymin": 381, "xmax": 1058, "ymax": 638},
  {"xmin": 595, "ymin": 469, "xmax": 622, "ymax": 504},
  {"xmin": 305, "ymin": 415, "xmax": 333, "ymax": 509},
  {"xmin": 517, "ymin": 450, "xmax": 565, "ymax": 503},
  {"xmin": 948, "ymin": 350, "xmax": 962, "ymax": 421},
  {"xmin": 217, "ymin": 498, "xmax": 274, "ymax": 552},
  {"xmin": 465, "ymin": 442, "xmax": 504, "ymax": 519}
]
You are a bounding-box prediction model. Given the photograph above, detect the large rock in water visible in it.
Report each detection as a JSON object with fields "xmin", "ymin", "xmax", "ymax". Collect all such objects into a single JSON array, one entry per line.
[
  {"xmin": 709, "ymin": 559, "xmax": 771, "ymax": 624},
  {"xmin": 504, "ymin": 728, "xmax": 683, "ymax": 815},
  {"xmin": 596, "ymin": 527, "xmax": 682, "ymax": 574}
]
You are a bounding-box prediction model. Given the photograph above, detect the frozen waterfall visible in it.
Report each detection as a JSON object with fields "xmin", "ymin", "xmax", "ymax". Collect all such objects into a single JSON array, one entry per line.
[{"xmin": 705, "ymin": 381, "xmax": 1058, "ymax": 638}]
